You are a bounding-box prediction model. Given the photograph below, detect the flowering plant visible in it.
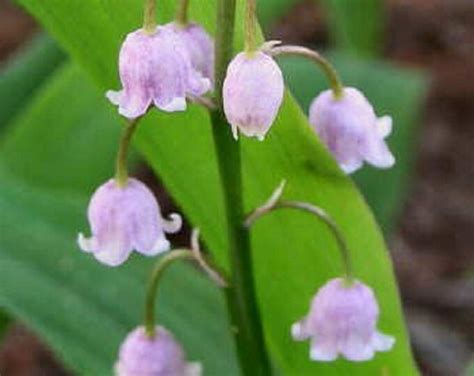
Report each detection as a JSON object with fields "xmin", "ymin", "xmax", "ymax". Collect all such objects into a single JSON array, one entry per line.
[{"xmin": 0, "ymin": 0, "xmax": 426, "ymax": 375}]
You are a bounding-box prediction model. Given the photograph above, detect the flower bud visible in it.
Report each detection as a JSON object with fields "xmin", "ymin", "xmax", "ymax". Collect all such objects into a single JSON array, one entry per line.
[
  {"xmin": 223, "ymin": 51, "xmax": 284, "ymax": 140},
  {"xmin": 292, "ymin": 278, "xmax": 395, "ymax": 362},
  {"xmin": 166, "ymin": 22, "xmax": 214, "ymax": 83},
  {"xmin": 115, "ymin": 326, "xmax": 201, "ymax": 376},
  {"xmin": 78, "ymin": 178, "xmax": 181, "ymax": 267},
  {"xmin": 107, "ymin": 26, "xmax": 211, "ymax": 119},
  {"xmin": 309, "ymin": 87, "xmax": 395, "ymax": 174}
]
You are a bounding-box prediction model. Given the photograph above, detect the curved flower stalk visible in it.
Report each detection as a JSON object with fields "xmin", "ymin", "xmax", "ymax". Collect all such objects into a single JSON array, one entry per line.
[
  {"xmin": 144, "ymin": 231, "xmax": 228, "ymax": 337},
  {"xmin": 309, "ymin": 87, "xmax": 395, "ymax": 173},
  {"xmin": 114, "ymin": 231, "xmax": 227, "ymax": 375},
  {"xmin": 245, "ymin": 181, "xmax": 395, "ymax": 362}
]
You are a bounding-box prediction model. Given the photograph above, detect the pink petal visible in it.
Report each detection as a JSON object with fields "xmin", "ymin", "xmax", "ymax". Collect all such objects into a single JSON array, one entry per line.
[
  {"xmin": 223, "ymin": 51, "xmax": 284, "ymax": 140},
  {"xmin": 310, "ymin": 340, "xmax": 338, "ymax": 362},
  {"xmin": 364, "ymin": 135, "xmax": 396, "ymax": 169},
  {"xmin": 372, "ymin": 331, "xmax": 395, "ymax": 352}
]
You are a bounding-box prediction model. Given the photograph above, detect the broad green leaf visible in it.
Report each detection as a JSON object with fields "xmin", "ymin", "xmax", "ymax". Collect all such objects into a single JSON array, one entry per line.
[
  {"xmin": 322, "ymin": 0, "xmax": 384, "ymax": 57},
  {"xmin": 0, "ymin": 34, "xmax": 65, "ymax": 129},
  {"xmin": 14, "ymin": 0, "xmax": 418, "ymax": 374},
  {"xmin": 0, "ymin": 64, "xmax": 121, "ymax": 193},
  {"xmin": 279, "ymin": 54, "xmax": 428, "ymax": 232},
  {"xmin": 0, "ymin": 63, "xmax": 239, "ymax": 374},
  {"xmin": 0, "ymin": 32, "xmax": 65, "ymax": 340}
]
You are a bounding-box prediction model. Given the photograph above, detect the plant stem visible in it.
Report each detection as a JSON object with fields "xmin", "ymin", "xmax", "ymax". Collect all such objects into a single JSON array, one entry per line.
[
  {"xmin": 114, "ymin": 119, "xmax": 139, "ymax": 187},
  {"xmin": 210, "ymin": 1, "xmax": 271, "ymax": 374},
  {"xmin": 244, "ymin": 0, "xmax": 257, "ymax": 53},
  {"xmin": 269, "ymin": 45, "xmax": 344, "ymax": 99},
  {"xmin": 143, "ymin": 0, "xmax": 157, "ymax": 33},
  {"xmin": 176, "ymin": 0, "xmax": 190, "ymax": 26},
  {"xmin": 144, "ymin": 249, "xmax": 194, "ymax": 337}
]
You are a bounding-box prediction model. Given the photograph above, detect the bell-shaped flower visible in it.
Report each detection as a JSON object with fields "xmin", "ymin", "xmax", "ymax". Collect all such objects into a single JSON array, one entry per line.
[
  {"xmin": 292, "ymin": 278, "xmax": 395, "ymax": 362},
  {"xmin": 223, "ymin": 51, "xmax": 284, "ymax": 141},
  {"xmin": 78, "ymin": 178, "xmax": 181, "ymax": 267},
  {"xmin": 309, "ymin": 87, "xmax": 395, "ymax": 174},
  {"xmin": 107, "ymin": 26, "xmax": 211, "ymax": 119},
  {"xmin": 115, "ymin": 326, "xmax": 201, "ymax": 376},
  {"xmin": 166, "ymin": 22, "xmax": 214, "ymax": 84}
]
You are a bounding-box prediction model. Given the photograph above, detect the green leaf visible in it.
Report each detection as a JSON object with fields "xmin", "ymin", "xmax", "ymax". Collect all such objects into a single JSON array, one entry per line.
[
  {"xmin": 278, "ymin": 54, "xmax": 428, "ymax": 232},
  {"xmin": 0, "ymin": 64, "xmax": 122, "ymax": 193},
  {"xmin": 0, "ymin": 172, "xmax": 238, "ymax": 375},
  {"xmin": 322, "ymin": 0, "xmax": 384, "ymax": 57},
  {"xmin": 0, "ymin": 34, "xmax": 65, "ymax": 129},
  {"xmin": 13, "ymin": 0, "xmax": 418, "ymax": 374},
  {"xmin": 0, "ymin": 63, "xmax": 239, "ymax": 374}
]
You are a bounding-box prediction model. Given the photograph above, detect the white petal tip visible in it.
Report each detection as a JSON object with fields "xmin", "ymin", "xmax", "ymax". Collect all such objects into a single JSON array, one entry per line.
[
  {"xmin": 291, "ymin": 323, "xmax": 306, "ymax": 341},
  {"xmin": 374, "ymin": 153, "xmax": 396, "ymax": 169},
  {"xmin": 377, "ymin": 116, "xmax": 393, "ymax": 138},
  {"xmin": 310, "ymin": 346, "xmax": 338, "ymax": 362},
  {"xmin": 365, "ymin": 138, "xmax": 396, "ymax": 170},
  {"xmin": 147, "ymin": 237, "xmax": 171, "ymax": 256},
  {"xmin": 159, "ymin": 97, "xmax": 187, "ymax": 112},
  {"xmin": 94, "ymin": 251, "xmax": 129, "ymax": 267},
  {"xmin": 373, "ymin": 332, "xmax": 396, "ymax": 352},
  {"xmin": 109, "ymin": 95, "xmax": 150, "ymax": 119},
  {"xmin": 200, "ymin": 78, "xmax": 212, "ymax": 94},
  {"xmin": 162, "ymin": 213, "xmax": 183, "ymax": 234},
  {"xmin": 343, "ymin": 352, "xmax": 375, "ymax": 362},
  {"xmin": 105, "ymin": 90, "xmax": 122, "ymax": 105},
  {"xmin": 340, "ymin": 160, "xmax": 363, "ymax": 174},
  {"xmin": 231, "ymin": 124, "xmax": 239, "ymax": 140},
  {"xmin": 118, "ymin": 108, "xmax": 143, "ymax": 120},
  {"xmin": 77, "ymin": 233, "xmax": 95, "ymax": 253}
]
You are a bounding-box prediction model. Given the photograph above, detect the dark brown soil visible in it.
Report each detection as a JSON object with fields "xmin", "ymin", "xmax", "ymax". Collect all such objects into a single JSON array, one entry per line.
[{"xmin": 0, "ymin": 0, "xmax": 473, "ymax": 375}]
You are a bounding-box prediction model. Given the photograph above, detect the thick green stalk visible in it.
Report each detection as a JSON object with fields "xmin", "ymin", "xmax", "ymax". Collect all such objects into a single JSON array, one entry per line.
[{"xmin": 210, "ymin": 1, "xmax": 271, "ymax": 375}]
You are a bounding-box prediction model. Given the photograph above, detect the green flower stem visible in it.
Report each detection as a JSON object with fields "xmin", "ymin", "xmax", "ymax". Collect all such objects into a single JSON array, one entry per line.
[
  {"xmin": 210, "ymin": 0, "xmax": 271, "ymax": 374},
  {"xmin": 144, "ymin": 249, "xmax": 195, "ymax": 337},
  {"xmin": 114, "ymin": 119, "xmax": 139, "ymax": 187},
  {"xmin": 269, "ymin": 45, "xmax": 344, "ymax": 99},
  {"xmin": 176, "ymin": 0, "xmax": 190, "ymax": 26},
  {"xmin": 245, "ymin": 200, "xmax": 354, "ymax": 281},
  {"xmin": 143, "ymin": 0, "xmax": 157, "ymax": 33},
  {"xmin": 244, "ymin": 0, "xmax": 257, "ymax": 54}
]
